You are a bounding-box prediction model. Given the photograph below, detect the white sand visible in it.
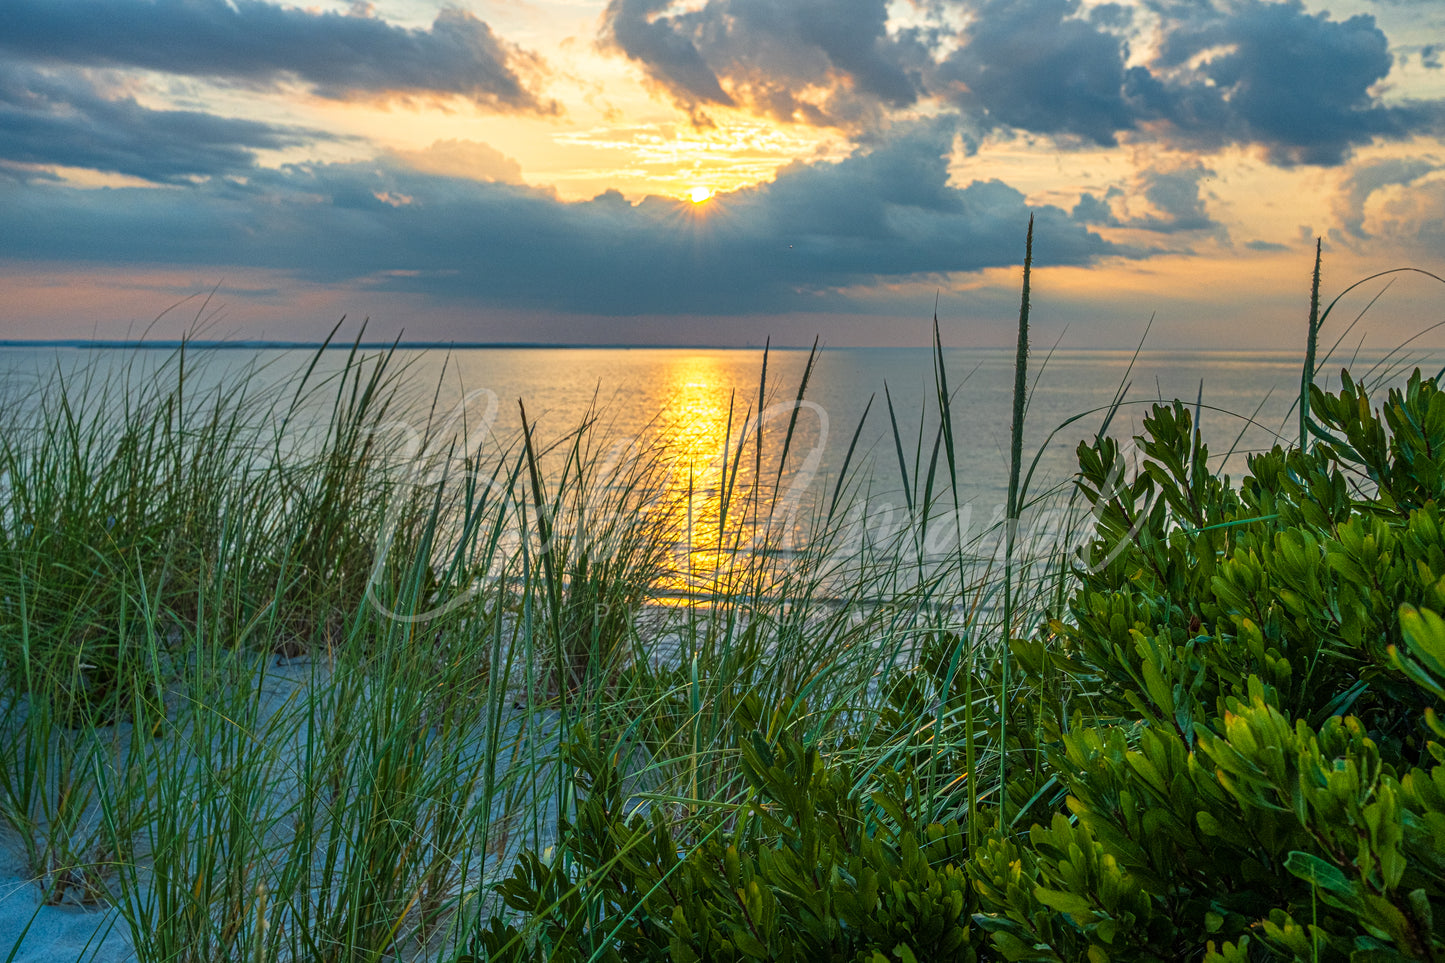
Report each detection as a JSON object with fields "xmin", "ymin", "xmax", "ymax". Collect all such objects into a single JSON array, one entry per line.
[
  {"xmin": 0, "ymin": 656, "xmax": 565, "ymax": 962},
  {"xmin": 0, "ymin": 846, "xmax": 130, "ymax": 962}
]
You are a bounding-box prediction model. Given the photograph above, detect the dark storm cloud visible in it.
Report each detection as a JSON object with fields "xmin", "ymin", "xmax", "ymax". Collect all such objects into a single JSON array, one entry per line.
[
  {"xmin": 601, "ymin": 0, "xmax": 928, "ymax": 126},
  {"xmin": 1144, "ymin": 0, "xmax": 1426, "ymax": 165},
  {"xmin": 603, "ymin": 0, "xmax": 735, "ymax": 109},
  {"xmin": 935, "ymin": 0, "xmax": 1436, "ymax": 164},
  {"xmin": 0, "ymin": 123, "xmax": 1118, "ymax": 315},
  {"xmin": 936, "ymin": 0, "xmax": 1139, "ymax": 146},
  {"xmin": 601, "ymin": 0, "xmax": 1440, "ymax": 164},
  {"xmin": 0, "ymin": 64, "xmax": 319, "ymax": 182},
  {"xmin": 0, "ymin": 0, "xmax": 553, "ymax": 113}
]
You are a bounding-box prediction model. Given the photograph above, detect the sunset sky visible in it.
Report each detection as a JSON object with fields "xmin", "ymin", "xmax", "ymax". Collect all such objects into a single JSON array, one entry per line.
[{"xmin": 1, "ymin": 0, "xmax": 1442, "ymax": 347}]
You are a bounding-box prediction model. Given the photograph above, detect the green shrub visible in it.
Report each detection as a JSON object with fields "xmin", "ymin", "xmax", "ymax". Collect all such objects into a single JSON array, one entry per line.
[
  {"xmin": 476, "ymin": 700, "xmax": 980, "ymax": 962},
  {"xmin": 974, "ymin": 371, "xmax": 1445, "ymax": 961},
  {"xmin": 475, "ymin": 371, "xmax": 1445, "ymax": 963}
]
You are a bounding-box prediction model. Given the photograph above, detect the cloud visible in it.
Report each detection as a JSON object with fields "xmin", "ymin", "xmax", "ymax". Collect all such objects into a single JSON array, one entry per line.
[
  {"xmin": 1144, "ymin": 0, "xmax": 1427, "ymax": 165},
  {"xmin": 938, "ymin": 0, "xmax": 1436, "ymax": 165},
  {"xmin": 0, "ymin": 63, "xmax": 319, "ymax": 182},
  {"xmin": 1070, "ymin": 188, "xmax": 1123, "ymax": 227},
  {"xmin": 601, "ymin": 0, "xmax": 928, "ymax": 127},
  {"xmin": 602, "ymin": 0, "xmax": 1441, "ymax": 166},
  {"xmin": 1133, "ymin": 162, "xmax": 1220, "ymax": 234},
  {"xmin": 1333, "ymin": 156, "xmax": 1438, "ymax": 239},
  {"xmin": 936, "ymin": 0, "xmax": 1139, "ymax": 146},
  {"xmin": 383, "ymin": 139, "xmax": 524, "ymax": 184},
  {"xmin": 1327, "ymin": 159, "xmax": 1445, "ymax": 253},
  {"xmin": 1359, "ymin": 175, "xmax": 1445, "ymax": 252},
  {"xmin": 0, "ymin": 122, "xmax": 1119, "ymax": 316},
  {"xmin": 602, "ymin": 0, "xmax": 734, "ymax": 111},
  {"xmin": 0, "ymin": 0, "xmax": 555, "ymax": 113},
  {"xmin": 1071, "ymin": 161, "xmax": 1222, "ymax": 235},
  {"xmin": 4, "ymin": 0, "xmax": 1433, "ymax": 183}
]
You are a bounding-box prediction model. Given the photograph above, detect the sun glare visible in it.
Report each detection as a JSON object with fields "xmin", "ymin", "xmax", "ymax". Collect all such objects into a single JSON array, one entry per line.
[{"xmin": 688, "ymin": 186, "xmax": 713, "ymax": 204}]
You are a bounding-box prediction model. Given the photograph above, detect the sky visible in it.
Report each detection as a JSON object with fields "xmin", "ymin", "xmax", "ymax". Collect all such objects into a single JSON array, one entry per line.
[{"xmin": 0, "ymin": 0, "xmax": 1442, "ymax": 348}]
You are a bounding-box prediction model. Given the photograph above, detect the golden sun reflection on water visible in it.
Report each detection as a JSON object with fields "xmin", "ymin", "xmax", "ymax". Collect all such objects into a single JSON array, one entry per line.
[{"xmin": 650, "ymin": 355, "xmax": 749, "ymax": 602}]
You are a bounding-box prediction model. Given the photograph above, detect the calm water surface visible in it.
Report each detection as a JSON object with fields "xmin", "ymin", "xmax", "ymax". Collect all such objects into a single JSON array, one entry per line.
[
  {"xmin": 4, "ymin": 343, "xmax": 1440, "ymax": 599},
  {"xmin": 393, "ymin": 344, "xmax": 1439, "ymax": 508}
]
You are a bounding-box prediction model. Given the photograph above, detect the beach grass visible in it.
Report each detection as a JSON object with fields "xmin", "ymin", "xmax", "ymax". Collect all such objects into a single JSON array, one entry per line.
[
  {"xmin": 1, "ymin": 248, "xmax": 1439, "ymax": 962},
  {"xmin": 0, "ymin": 326, "xmax": 1067, "ymax": 962}
]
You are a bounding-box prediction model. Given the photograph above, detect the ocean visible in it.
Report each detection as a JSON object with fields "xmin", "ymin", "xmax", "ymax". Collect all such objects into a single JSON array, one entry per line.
[{"xmin": 3, "ymin": 342, "xmax": 1440, "ymax": 602}]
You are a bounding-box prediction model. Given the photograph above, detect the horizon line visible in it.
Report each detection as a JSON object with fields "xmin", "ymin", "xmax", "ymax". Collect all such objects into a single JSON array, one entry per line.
[
  {"xmin": 0, "ymin": 339, "xmax": 790, "ymax": 351},
  {"xmin": 0, "ymin": 339, "xmax": 1362, "ymax": 354}
]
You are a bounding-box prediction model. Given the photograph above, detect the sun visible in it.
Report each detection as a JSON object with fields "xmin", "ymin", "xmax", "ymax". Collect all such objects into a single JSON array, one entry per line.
[{"xmin": 688, "ymin": 186, "xmax": 714, "ymax": 204}]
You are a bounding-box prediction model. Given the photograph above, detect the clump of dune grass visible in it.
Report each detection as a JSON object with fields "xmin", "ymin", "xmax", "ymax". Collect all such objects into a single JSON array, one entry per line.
[{"xmin": 0, "ymin": 315, "xmax": 1078, "ymax": 960}]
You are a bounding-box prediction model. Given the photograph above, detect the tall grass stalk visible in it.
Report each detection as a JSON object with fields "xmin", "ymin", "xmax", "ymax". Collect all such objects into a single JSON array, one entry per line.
[
  {"xmin": 1297, "ymin": 248, "xmax": 1445, "ymax": 451},
  {"xmin": 1300, "ymin": 238, "xmax": 1324, "ymax": 451},
  {"xmin": 1000, "ymin": 215, "xmax": 1034, "ymax": 832}
]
